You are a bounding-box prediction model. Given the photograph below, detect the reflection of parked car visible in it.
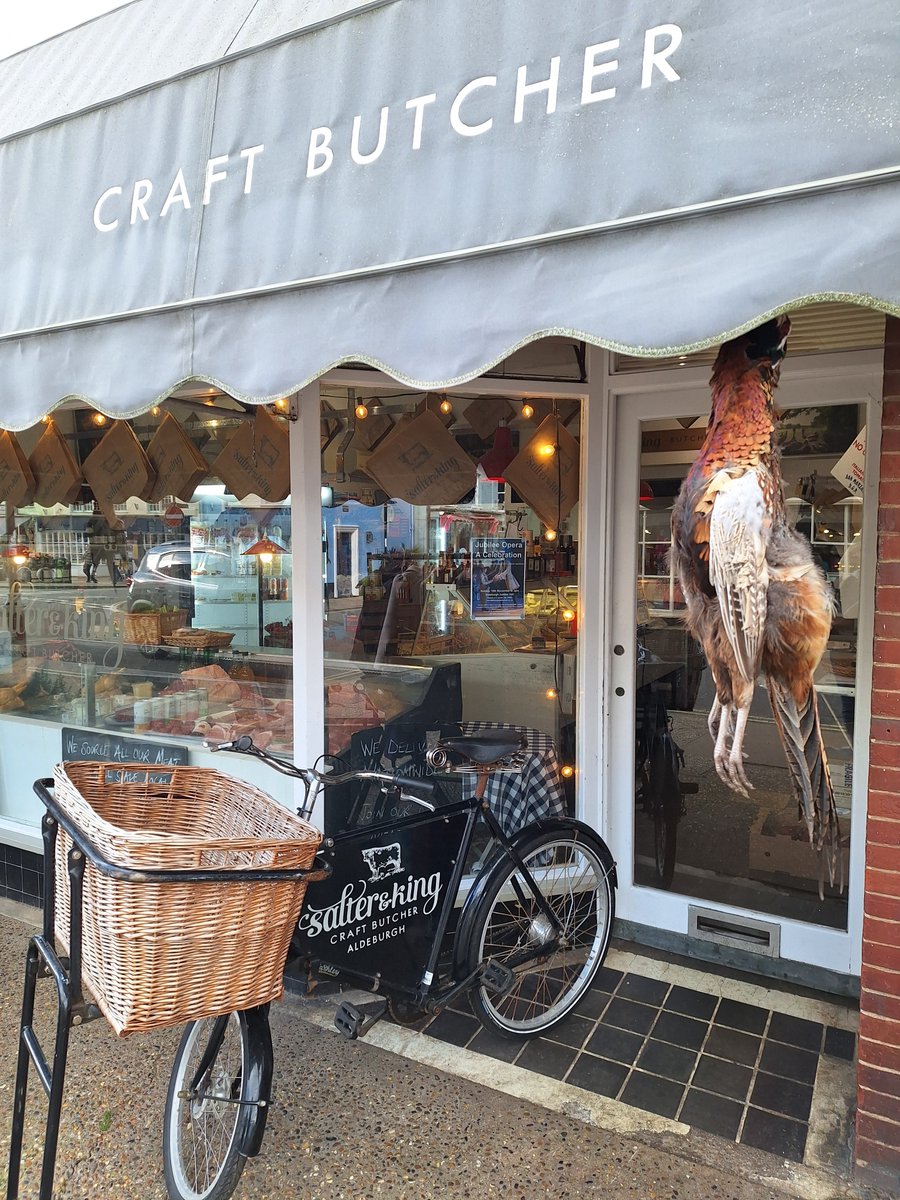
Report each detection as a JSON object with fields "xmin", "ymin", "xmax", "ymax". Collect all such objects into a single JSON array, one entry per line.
[{"xmin": 127, "ymin": 543, "xmax": 233, "ymax": 614}]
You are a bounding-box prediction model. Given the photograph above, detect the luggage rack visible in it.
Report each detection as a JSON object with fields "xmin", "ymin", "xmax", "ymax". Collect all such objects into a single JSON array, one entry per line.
[{"xmin": 6, "ymin": 777, "xmax": 325, "ymax": 1200}]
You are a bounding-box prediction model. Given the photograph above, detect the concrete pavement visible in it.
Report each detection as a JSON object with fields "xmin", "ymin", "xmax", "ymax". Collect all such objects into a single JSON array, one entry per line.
[{"xmin": 0, "ymin": 900, "xmax": 893, "ymax": 1200}]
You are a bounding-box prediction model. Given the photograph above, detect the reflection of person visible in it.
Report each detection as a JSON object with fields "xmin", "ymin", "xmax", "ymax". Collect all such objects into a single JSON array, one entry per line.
[
  {"xmin": 84, "ymin": 512, "xmax": 125, "ymax": 586},
  {"xmin": 452, "ymin": 549, "xmax": 471, "ymax": 585}
]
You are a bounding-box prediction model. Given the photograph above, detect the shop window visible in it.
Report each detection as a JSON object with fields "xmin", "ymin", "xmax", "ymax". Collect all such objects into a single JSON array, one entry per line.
[
  {"xmin": 321, "ymin": 388, "xmax": 581, "ymax": 837},
  {"xmin": 0, "ymin": 398, "xmax": 294, "ymax": 761}
]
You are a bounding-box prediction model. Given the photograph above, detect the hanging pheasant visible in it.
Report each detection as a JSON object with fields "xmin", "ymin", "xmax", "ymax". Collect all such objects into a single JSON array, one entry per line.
[{"xmin": 670, "ymin": 316, "xmax": 841, "ymax": 888}]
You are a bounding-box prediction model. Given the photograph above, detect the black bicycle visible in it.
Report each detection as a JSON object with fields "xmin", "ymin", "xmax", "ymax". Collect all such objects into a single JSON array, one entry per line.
[{"xmin": 161, "ymin": 729, "xmax": 616, "ymax": 1200}]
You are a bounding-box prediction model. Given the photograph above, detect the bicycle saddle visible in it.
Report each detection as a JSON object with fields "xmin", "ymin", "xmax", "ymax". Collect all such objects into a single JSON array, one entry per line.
[{"xmin": 439, "ymin": 731, "xmax": 527, "ymax": 765}]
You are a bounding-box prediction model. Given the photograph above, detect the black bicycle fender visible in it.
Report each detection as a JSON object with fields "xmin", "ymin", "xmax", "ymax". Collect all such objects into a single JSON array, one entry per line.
[
  {"xmin": 453, "ymin": 818, "xmax": 617, "ymax": 976},
  {"xmin": 239, "ymin": 1005, "xmax": 274, "ymax": 1158}
]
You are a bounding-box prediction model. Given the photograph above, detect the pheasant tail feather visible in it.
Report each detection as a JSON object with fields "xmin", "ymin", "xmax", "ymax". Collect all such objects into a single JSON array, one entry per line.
[{"xmin": 766, "ymin": 676, "xmax": 842, "ymax": 897}]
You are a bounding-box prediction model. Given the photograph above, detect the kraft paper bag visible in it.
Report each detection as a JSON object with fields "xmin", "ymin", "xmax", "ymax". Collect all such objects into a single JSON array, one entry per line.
[
  {"xmin": 353, "ymin": 411, "xmax": 394, "ymax": 452},
  {"xmin": 212, "ymin": 407, "xmax": 290, "ymax": 501},
  {"xmin": 29, "ymin": 422, "xmax": 83, "ymax": 507},
  {"xmin": 462, "ymin": 395, "xmax": 515, "ymax": 440},
  {"xmin": 0, "ymin": 431, "xmax": 36, "ymax": 507},
  {"xmin": 364, "ymin": 410, "xmax": 476, "ymax": 505},
  {"xmin": 146, "ymin": 413, "xmax": 209, "ymax": 502},
  {"xmin": 504, "ymin": 415, "xmax": 580, "ymax": 529},
  {"xmin": 82, "ymin": 421, "xmax": 157, "ymax": 522}
]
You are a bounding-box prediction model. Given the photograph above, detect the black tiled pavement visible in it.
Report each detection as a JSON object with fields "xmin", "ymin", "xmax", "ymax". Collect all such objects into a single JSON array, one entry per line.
[{"xmin": 418, "ymin": 968, "xmax": 857, "ymax": 1165}]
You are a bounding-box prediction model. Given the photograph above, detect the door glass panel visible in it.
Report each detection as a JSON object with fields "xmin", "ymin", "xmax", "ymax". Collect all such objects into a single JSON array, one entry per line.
[
  {"xmin": 634, "ymin": 405, "xmax": 861, "ymax": 929},
  {"xmin": 320, "ymin": 389, "xmax": 582, "ymax": 838}
]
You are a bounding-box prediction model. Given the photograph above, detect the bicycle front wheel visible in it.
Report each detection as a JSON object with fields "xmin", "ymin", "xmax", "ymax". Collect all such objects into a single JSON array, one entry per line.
[
  {"xmin": 462, "ymin": 826, "xmax": 615, "ymax": 1038},
  {"xmin": 163, "ymin": 1012, "xmax": 254, "ymax": 1200}
]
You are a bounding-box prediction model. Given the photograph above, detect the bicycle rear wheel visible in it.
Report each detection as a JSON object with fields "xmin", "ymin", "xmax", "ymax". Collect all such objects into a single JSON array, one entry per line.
[
  {"xmin": 163, "ymin": 1012, "xmax": 254, "ymax": 1200},
  {"xmin": 460, "ymin": 824, "xmax": 615, "ymax": 1038}
]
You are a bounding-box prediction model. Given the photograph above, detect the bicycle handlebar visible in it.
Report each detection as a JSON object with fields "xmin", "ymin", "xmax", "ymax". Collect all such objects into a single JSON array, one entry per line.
[{"xmin": 204, "ymin": 736, "xmax": 437, "ymax": 810}]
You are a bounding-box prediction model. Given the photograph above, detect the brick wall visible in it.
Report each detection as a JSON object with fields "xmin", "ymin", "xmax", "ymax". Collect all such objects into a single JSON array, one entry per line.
[{"xmin": 857, "ymin": 314, "xmax": 900, "ymax": 1177}]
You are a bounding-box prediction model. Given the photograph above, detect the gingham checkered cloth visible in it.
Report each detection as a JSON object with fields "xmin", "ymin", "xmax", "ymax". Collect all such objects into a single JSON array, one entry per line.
[{"xmin": 459, "ymin": 721, "xmax": 568, "ymax": 836}]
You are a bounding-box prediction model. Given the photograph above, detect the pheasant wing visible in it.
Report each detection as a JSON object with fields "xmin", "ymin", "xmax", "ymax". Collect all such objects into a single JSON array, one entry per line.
[{"xmin": 707, "ymin": 469, "xmax": 769, "ymax": 683}]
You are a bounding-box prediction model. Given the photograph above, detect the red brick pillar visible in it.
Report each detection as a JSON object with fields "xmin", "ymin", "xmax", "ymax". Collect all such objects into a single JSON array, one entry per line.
[{"xmin": 857, "ymin": 313, "xmax": 900, "ymax": 1180}]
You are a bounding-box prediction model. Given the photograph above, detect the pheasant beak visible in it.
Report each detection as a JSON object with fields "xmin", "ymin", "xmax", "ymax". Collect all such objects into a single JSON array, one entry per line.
[{"xmin": 745, "ymin": 316, "xmax": 791, "ymax": 364}]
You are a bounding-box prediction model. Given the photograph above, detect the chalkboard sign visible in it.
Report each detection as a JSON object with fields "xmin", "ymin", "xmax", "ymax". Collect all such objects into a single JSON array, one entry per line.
[
  {"xmin": 62, "ymin": 727, "xmax": 188, "ymax": 783},
  {"xmin": 324, "ymin": 722, "xmax": 461, "ymax": 836}
]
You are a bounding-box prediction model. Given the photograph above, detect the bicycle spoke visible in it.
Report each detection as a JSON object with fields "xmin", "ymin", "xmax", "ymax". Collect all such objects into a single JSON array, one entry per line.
[{"xmin": 467, "ymin": 830, "xmax": 613, "ymax": 1036}]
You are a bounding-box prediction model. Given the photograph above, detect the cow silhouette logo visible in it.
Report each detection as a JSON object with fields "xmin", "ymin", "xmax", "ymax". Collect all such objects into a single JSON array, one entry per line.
[{"xmin": 361, "ymin": 842, "xmax": 403, "ymax": 882}]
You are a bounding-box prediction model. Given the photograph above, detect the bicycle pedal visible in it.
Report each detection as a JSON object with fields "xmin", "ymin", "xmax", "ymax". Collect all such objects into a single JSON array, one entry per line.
[
  {"xmin": 480, "ymin": 960, "xmax": 515, "ymax": 996},
  {"xmin": 334, "ymin": 999, "xmax": 387, "ymax": 1040}
]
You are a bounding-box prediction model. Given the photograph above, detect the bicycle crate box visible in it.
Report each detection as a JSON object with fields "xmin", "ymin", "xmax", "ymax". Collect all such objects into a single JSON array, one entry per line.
[{"xmin": 51, "ymin": 761, "xmax": 322, "ymax": 1035}]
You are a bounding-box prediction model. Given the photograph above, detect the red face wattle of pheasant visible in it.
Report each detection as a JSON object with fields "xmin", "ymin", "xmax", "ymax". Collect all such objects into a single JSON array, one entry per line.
[{"xmin": 670, "ymin": 314, "xmax": 841, "ymax": 895}]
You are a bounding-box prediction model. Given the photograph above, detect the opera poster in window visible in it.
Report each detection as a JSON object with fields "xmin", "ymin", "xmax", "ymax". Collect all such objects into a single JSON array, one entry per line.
[{"xmin": 471, "ymin": 537, "xmax": 525, "ymax": 620}]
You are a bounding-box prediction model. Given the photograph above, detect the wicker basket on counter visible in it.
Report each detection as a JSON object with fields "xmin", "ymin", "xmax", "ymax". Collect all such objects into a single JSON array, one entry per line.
[
  {"xmin": 51, "ymin": 761, "xmax": 322, "ymax": 1036},
  {"xmin": 123, "ymin": 609, "xmax": 187, "ymax": 645},
  {"xmin": 161, "ymin": 628, "xmax": 235, "ymax": 650}
]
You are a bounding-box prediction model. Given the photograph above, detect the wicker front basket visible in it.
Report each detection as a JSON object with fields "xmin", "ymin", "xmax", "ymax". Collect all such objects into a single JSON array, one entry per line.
[{"xmin": 52, "ymin": 761, "xmax": 322, "ymax": 1036}]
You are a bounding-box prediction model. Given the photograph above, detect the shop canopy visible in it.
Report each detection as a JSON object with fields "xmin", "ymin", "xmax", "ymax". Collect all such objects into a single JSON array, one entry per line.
[{"xmin": 0, "ymin": 0, "xmax": 898, "ymax": 428}]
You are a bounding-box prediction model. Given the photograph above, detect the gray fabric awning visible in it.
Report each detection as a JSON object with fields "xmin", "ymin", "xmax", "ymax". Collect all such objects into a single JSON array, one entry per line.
[{"xmin": 0, "ymin": 0, "xmax": 898, "ymax": 428}]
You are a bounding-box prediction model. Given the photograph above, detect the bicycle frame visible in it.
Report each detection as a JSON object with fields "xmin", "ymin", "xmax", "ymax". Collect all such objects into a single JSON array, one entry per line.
[{"xmin": 295, "ymin": 785, "xmax": 564, "ymax": 1009}]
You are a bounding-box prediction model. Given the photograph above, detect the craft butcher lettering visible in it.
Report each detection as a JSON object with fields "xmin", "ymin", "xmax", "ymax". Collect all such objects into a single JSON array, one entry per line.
[
  {"xmin": 298, "ymin": 873, "xmax": 442, "ymax": 953},
  {"xmin": 91, "ymin": 24, "xmax": 682, "ymax": 232},
  {"xmin": 103, "ymin": 461, "xmax": 140, "ymax": 500},
  {"xmin": 407, "ymin": 456, "xmax": 461, "ymax": 500},
  {"xmin": 228, "ymin": 450, "xmax": 272, "ymax": 497}
]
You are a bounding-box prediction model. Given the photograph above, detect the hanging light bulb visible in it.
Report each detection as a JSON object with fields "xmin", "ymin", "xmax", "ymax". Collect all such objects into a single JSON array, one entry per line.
[
  {"xmin": 543, "ymin": 528, "xmax": 557, "ymax": 542},
  {"xmin": 242, "ymin": 537, "xmax": 289, "ymax": 567},
  {"xmin": 537, "ymin": 441, "xmax": 556, "ymax": 459},
  {"xmin": 150, "ymin": 406, "xmax": 161, "ymax": 417},
  {"xmin": 91, "ymin": 412, "xmax": 108, "ymax": 427},
  {"xmin": 355, "ymin": 402, "xmax": 369, "ymax": 420},
  {"xmin": 545, "ymin": 687, "xmax": 557, "ymax": 700},
  {"xmin": 274, "ymin": 398, "xmax": 288, "ymax": 413},
  {"xmin": 561, "ymin": 765, "xmax": 575, "ymax": 779},
  {"xmin": 521, "ymin": 402, "xmax": 535, "ymax": 420},
  {"xmin": 439, "ymin": 396, "xmax": 453, "ymax": 415},
  {"xmin": 562, "ymin": 608, "xmax": 575, "ymax": 622}
]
